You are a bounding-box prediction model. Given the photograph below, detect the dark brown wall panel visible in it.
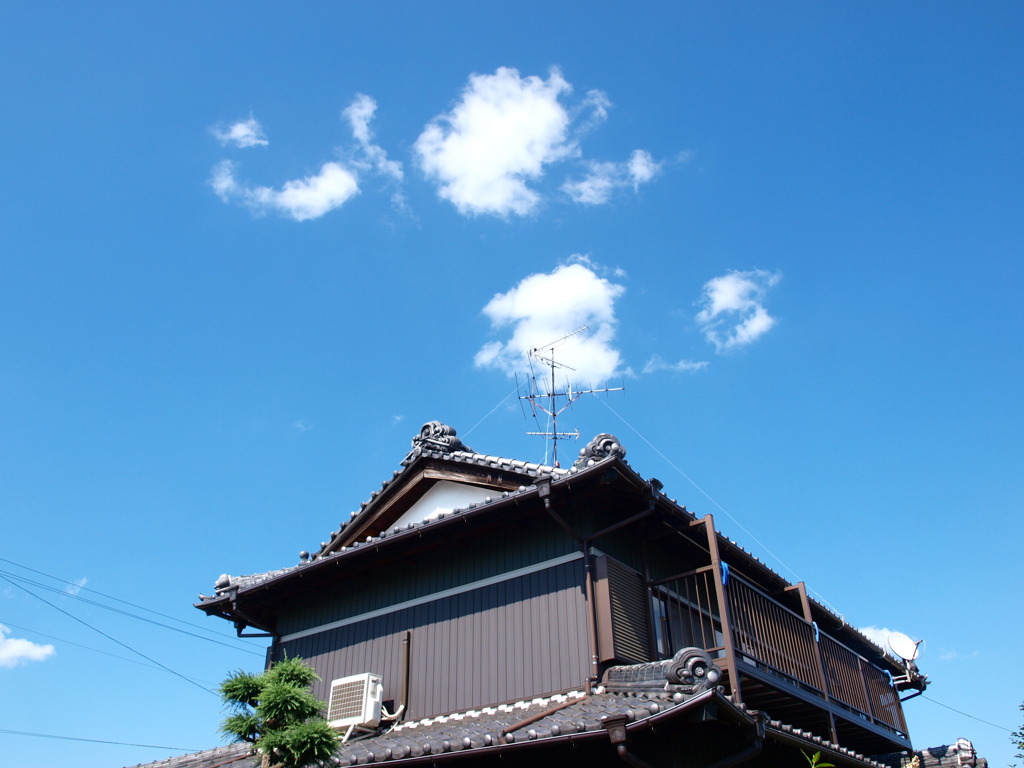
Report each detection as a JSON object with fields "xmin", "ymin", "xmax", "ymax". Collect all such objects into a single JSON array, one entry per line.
[
  {"xmin": 277, "ymin": 524, "xmax": 578, "ymax": 636},
  {"xmin": 277, "ymin": 559, "xmax": 589, "ymax": 720}
]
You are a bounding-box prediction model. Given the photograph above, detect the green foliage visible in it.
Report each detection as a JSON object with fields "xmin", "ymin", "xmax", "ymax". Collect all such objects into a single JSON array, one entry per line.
[
  {"xmin": 261, "ymin": 720, "xmax": 340, "ymax": 768},
  {"xmin": 220, "ymin": 657, "xmax": 338, "ymax": 768},
  {"xmin": 802, "ymin": 750, "xmax": 835, "ymax": 768},
  {"xmin": 1013, "ymin": 701, "xmax": 1024, "ymax": 761},
  {"xmin": 220, "ymin": 671, "xmax": 263, "ymax": 708}
]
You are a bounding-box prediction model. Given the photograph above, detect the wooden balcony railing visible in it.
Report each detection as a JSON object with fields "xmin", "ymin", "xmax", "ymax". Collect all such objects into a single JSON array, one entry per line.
[{"xmin": 651, "ymin": 568, "xmax": 907, "ymax": 738}]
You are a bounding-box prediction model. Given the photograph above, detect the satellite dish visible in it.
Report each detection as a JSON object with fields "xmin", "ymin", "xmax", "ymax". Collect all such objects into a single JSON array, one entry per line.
[{"xmin": 888, "ymin": 632, "xmax": 922, "ymax": 662}]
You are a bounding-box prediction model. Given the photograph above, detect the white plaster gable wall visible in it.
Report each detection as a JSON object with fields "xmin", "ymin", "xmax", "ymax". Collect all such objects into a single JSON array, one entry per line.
[{"xmin": 390, "ymin": 480, "xmax": 496, "ymax": 530}]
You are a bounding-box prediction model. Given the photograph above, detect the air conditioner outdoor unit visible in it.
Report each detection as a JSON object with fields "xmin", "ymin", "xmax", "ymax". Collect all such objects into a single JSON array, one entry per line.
[{"xmin": 327, "ymin": 673, "xmax": 383, "ymax": 730}]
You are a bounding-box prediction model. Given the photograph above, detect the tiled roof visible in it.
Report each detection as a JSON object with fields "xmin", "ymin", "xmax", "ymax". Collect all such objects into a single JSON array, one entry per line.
[
  {"xmin": 199, "ymin": 426, "xmax": 622, "ymax": 602},
  {"xmin": 888, "ymin": 738, "xmax": 989, "ymax": 768},
  {"xmin": 336, "ymin": 687, "xmax": 705, "ymax": 765},
  {"xmin": 331, "ymin": 647, "xmax": 888, "ymax": 768},
  {"xmin": 316, "ymin": 442, "xmax": 575, "ymax": 558},
  {"xmin": 127, "ymin": 690, "xmax": 889, "ymax": 768},
  {"xmin": 124, "ymin": 743, "xmax": 255, "ymax": 768},
  {"xmin": 128, "ymin": 648, "xmax": 894, "ymax": 768}
]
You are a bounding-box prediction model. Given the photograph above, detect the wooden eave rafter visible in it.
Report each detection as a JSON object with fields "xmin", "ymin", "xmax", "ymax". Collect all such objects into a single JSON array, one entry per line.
[
  {"xmin": 324, "ymin": 457, "xmax": 532, "ymax": 553},
  {"xmin": 197, "ymin": 459, "xmax": 627, "ymax": 630}
]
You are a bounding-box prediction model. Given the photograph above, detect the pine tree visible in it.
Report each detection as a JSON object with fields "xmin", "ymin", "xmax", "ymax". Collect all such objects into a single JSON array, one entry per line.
[
  {"xmin": 1013, "ymin": 701, "xmax": 1024, "ymax": 763},
  {"xmin": 220, "ymin": 656, "xmax": 338, "ymax": 768}
]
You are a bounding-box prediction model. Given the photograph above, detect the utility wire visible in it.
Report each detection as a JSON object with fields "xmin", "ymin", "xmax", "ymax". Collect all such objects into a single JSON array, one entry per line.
[
  {"xmin": 0, "ymin": 620, "xmax": 219, "ymax": 685},
  {"xmin": 920, "ymin": 696, "xmax": 1014, "ymax": 733},
  {"xmin": 0, "ymin": 727, "xmax": 197, "ymax": 751},
  {"xmin": 0, "ymin": 555, "xmax": 261, "ymax": 649},
  {"xmin": 590, "ymin": 401, "xmax": 1024, "ymax": 739},
  {"xmin": 462, "ymin": 383, "xmax": 521, "ymax": 440},
  {"xmin": 597, "ymin": 398, "xmax": 843, "ymax": 616},
  {"xmin": 0, "ymin": 573, "xmax": 217, "ymax": 697},
  {"xmin": 595, "ymin": 402, "xmax": 1016, "ymax": 738},
  {"xmin": 0, "ymin": 569, "xmax": 262, "ymax": 657}
]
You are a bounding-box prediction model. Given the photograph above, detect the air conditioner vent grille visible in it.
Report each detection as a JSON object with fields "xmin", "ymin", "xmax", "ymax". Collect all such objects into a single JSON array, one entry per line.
[
  {"xmin": 327, "ymin": 673, "xmax": 382, "ymax": 730},
  {"xmin": 328, "ymin": 679, "xmax": 366, "ymax": 722}
]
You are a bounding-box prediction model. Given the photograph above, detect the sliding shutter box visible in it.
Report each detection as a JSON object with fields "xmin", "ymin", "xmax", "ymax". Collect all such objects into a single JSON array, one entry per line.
[{"xmin": 594, "ymin": 556, "xmax": 651, "ymax": 665}]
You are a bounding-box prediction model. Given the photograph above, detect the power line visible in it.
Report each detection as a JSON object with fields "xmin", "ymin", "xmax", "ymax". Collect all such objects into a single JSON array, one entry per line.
[
  {"xmin": 0, "ymin": 573, "xmax": 218, "ymax": 697},
  {"xmin": 0, "ymin": 555, "xmax": 261, "ymax": 649},
  {"xmin": 0, "ymin": 620, "xmax": 220, "ymax": 685},
  {"xmin": 596, "ymin": 400, "xmax": 1020, "ymax": 742},
  {"xmin": 597, "ymin": 398, "xmax": 844, "ymax": 615},
  {"xmin": 920, "ymin": 695, "xmax": 1014, "ymax": 733},
  {"xmin": 0, "ymin": 727, "xmax": 197, "ymax": 751},
  {"xmin": 462, "ymin": 383, "xmax": 521, "ymax": 440},
  {"xmin": 0, "ymin": 568, "xmax": 262, "ymax": 657}
]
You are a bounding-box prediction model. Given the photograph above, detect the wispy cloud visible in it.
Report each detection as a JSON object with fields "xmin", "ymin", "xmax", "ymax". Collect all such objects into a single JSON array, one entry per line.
[
  {"xmin": 211, "ymin": 69, "xmax": 663, "ymax": 220},
  {"xmin": 415, "ymin": 67, "xmax": 575, "ymax": 217},
  {"xmin": 562, "ymin": 150, "xmax": 661, "ymax": 205},
  {"xmin": 936, "ymin": 648, "xmax": 978, "ymax": 662},
  {"xmin": 65, "ymin": 577, "xmax": 87, "ymax": 596},
  {"xmin": 642, "ymin": 356, "xmax": 708, "ymax": 375},
  {"xmin": 475, "ymin": 260, "xmax": 626, "ymax": 385},
  {"xmin": 0, "ymin": 624, "xmax": 55, "ymax": 668},
  {"xmin": 208, "ymin": 94, "xmax": 407, "ymax": 221},
  {"xmin": 343, "ymin": 93, "xmax": 405, "ymax": 201},
  {"xmin": 859, "ymin": 625, "xmax": 927, "ymax": 661},
  {"xmin": 575, "ymin": 89, "xmax": 612, "ymax": 134},
  {"xmin": 210, "ymin": 159, "xmax": 359, "ymax": 221},
  {"xmin": 211, "ymin": 116, "xmax": 269, "ymax": 148},
  {"xmin": 696, "ymin": 269, "xmax": 782, "ymax": 352}
]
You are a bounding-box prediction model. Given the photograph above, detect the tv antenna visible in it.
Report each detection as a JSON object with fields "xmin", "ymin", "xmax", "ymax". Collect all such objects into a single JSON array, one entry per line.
[{"xmin": 518, "ymin": 326, "xmax": 624, "ymax": 467}]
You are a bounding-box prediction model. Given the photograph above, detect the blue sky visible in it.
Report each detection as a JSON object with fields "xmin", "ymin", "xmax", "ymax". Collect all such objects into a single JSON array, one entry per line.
[{"xmin": 1, "ymin": 3, "xmax": 1022, "ymax": 767}]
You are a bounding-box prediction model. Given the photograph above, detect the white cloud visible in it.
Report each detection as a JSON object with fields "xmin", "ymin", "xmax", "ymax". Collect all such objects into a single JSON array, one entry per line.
[
  {"xmin": 937, "ymin": 648, "xmax": 977, "ymax": 662},
  {"xmin": 0, "ymin": 625, "xmax": 55, "ymax": 669},
  {"xmin": 642, "ymin": 356, "xmax": 709, "ymax": 375},
  {"xmin": 562, "ymin": 149, "xmax": 661, "ymax": 205},
  {"xmin": 696, "ymin": 269, "xmax": 781, "ymax": 352},
  {"xmin": 415, "ymin": 67, "xmax": 575, "ymax": 216},
  {"xmin": 210, "ymin": 159, "xmax": 359, "ymax": 221},
  {"xmin": 343, "ymin": 94, "xmax": 404, "ymax": 183},
  {"xmin": 858, "ymin": 625, "xmax": 895, "ymax": 652},
  {"xmin": 577, "ymin": 89, "xmax": 612, "ymax": 133},
  {"xmin": 65, "ymin": 577, "xmax": 87, "ymax": 596},
  {"xmin": 475, "ymin": 262, "xmax": 626, "ymax": 385},
  {"xmin": 342, "ymin": 93, "xmax": 405, "ymax": 210},
  {"xmin": 859, "ymin": 625, "xmax": 936, "ymax": 662},
  {"xmin": 628, "ymin": 149, "xmax": 660, "ymax": 187},
  {"xmin": 211, "ymin": 116, "xmax": 269, "ymax": 148}
]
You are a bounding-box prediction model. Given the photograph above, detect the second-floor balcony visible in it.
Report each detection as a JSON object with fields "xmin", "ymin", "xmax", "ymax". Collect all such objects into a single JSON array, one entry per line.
[{"xmin": 648, "ymin": 564, "xmax": 912, "ymax": 757}]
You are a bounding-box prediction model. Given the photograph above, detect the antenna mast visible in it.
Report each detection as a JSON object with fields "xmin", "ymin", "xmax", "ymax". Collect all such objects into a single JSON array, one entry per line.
[{"xmin": 519, "ymin": 326, "xmax": 624, "ymax": 467}]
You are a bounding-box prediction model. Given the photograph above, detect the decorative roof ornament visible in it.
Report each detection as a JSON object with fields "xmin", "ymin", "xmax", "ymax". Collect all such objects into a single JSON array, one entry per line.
[
  {"xmin": 412, "ymin": 421, "xmax": 471, "ymax": 454},
  {"xmin": 601, "ymin": 647, "xmax": 722, "ymax": 696},
  {"xmin": 573, "ymin": 433, "xmax": 626, "ymax": 469}
]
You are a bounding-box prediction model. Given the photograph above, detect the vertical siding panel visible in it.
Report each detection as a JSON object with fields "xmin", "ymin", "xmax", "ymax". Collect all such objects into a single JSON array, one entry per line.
[
  {"xmin": 454, "ymin": 591, "xmax": 465, "ymax": 712},
  {"xmin": 465, "ymin": 587, "xmax": 475, "ymax": 708},
  {"xmin": 495, "ymin": 579, "xmax": 507, "ymax": 704},
  {"xmin": 536, "ymin": 568, "xmax": 550, "ymax": 694},
  {"xmin": 277, "ymin": 557, "xmax": 594, "ymax": 719}
]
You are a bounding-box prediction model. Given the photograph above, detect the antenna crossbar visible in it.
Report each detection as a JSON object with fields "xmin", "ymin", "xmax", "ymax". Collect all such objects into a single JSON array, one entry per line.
[{"xmin": 518, "ymin": 326, "xmax": 623, "ymax": 467}]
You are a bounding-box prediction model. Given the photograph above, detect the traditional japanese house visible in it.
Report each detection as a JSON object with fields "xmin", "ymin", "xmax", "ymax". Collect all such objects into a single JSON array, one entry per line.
[{"xmin": 195, "ymin": 421, "xmax": 929, "ymax": 767}]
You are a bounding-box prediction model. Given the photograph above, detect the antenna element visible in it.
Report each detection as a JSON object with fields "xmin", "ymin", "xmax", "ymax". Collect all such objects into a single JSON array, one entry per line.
[{"xmin": 519, "ymin": 327, "xmax": 624, "ymax": 466}]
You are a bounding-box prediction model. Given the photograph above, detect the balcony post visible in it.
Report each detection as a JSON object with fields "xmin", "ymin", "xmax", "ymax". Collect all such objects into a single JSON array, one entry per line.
[
  {"xmin": 787, "ymin": 581, "xmax": 838, "ymax": 743},
  {"xmin": 695, "ymin": 514, "xmax": 742, "ymax": 703}
]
